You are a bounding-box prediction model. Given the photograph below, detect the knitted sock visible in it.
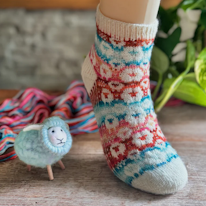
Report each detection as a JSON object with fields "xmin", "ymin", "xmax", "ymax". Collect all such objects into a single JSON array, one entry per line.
[{"xmin": 81, "ymin": 5, "xmax": 188, "ymax": 195}]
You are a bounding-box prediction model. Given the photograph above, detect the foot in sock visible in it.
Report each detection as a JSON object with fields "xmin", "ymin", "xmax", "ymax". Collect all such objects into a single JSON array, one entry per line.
[{"xmin": 81, "ymin": 5, "xmax": 188, "ymax": 195}]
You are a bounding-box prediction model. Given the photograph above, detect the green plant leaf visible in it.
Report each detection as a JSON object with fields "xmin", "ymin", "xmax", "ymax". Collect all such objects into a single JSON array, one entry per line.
[
  {"xmin": 185, "ymin": 40, "xmax": 196, "ymax": 68},
  {"xmin": 168, "ymin": 66, "xmax": 180, "ymax": 77},
  {"xmin": 197, "ymin": 47, "xmax": 206, "ymax": 59},
  {"xmin": 151, "ymin": 46, "xmax": 169, "ymax": 74},
  {"xmin": 195, "ymin": 59, "xmax": 206, "ymax": 91},
  {"xmin": 184, "ymin": 72, "xmax": 197, "ymax": 82},
  {"xmin": 163, "ymin": 77, "xmax": 206, "ymax": 106},
  {"xmin": 200, "ymin": 10, "xmax": 206, "ymax": 28},
  {"xmin": 195, "ymin": 47, "xmax": 206, "ymax": 91},
  {"xmin": 155, "ymin": 27, "xmax": 181, "ymax": 57},
  {"xmin": 155, "ymin": 41, "xmax": 194, "ymax": 112},
  {"xmin": 158, "ymin": 7, "xmax": 174, "ymax": 33},
  {"xmin": 181, "ymin": 0, "xmax": 206, "ymax": 10},
  {"xmin": 151, "ymin": 47, "xmax": 169, "ymax": 100}
]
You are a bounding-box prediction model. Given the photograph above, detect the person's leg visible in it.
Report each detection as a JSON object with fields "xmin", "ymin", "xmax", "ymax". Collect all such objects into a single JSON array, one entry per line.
[
  {"xmin": 100, "ymin": 0, "xmax": 160, "ymax": 24},
  {"xmin": 81, "ymin": 0, "xmax": 188, "ymax": 195}
]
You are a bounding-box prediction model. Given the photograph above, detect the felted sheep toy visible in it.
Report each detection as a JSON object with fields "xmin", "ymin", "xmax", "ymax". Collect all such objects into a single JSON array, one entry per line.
[{"xmin": 14, "ymin": 116, "xmax": 72, "ymax": 180}]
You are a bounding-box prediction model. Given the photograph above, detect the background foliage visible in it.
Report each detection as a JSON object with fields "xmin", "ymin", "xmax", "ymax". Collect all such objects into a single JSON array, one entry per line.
[{"xmin": 151, "ymin": 0, "xmax": 206, "ymax": 112}]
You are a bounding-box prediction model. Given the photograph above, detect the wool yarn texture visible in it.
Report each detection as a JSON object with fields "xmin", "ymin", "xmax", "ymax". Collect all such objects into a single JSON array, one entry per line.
[
  {"xmin": 81, "ymin": 5, "xmax": 188, "ymax": 195},
  {"xmin": 0, "ymin": 127, "xmax": 17, "ymax": 162},
  {"xmin": 0, "ymin": 80, "xmax": 98, "ymax": 162}
]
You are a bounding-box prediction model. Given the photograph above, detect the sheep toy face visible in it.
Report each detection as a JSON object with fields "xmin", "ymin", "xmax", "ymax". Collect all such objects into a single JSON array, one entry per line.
[{"xmin": 48, "ymin": 126, "xmax": 67, "ymax": 147}]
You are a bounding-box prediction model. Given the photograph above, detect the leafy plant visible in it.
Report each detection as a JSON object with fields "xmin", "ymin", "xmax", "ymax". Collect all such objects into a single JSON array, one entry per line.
[
  {"xmin": 155, "ymin": 40, "xmax": 195, "ymax": 112},
  {"xmin": 181, "ymin": 0, "xmax": 206, "ymax": 10},
  {"xmin": 155, "ymin": 27, "xmax": 181, "ymax": 57},
  {"xmin": 200, "ymin": 9, "xmax": 206, "ymax": 28},
  {"xmin": 163, "ymin": 77, "xmax": 206, "ymax": 106},
  {"xmin": 152, "ymin": 0, "xmax": 206, "ymax": 112},
  {"xmin": 195, "ymin": 48, "xmax": 206, "ymax": 91},
  {"xmin": 151, "ymin": 46, "xmax": 169, "ymax": 100}
]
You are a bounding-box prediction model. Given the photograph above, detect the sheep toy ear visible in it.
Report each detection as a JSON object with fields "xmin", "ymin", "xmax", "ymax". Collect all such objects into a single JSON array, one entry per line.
[{"xmin": 23, "ymin": 124, "xmax": 43, "ymax": 132}]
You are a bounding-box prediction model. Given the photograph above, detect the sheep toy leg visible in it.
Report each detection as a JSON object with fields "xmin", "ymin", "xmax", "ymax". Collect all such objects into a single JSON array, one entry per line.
[
  {"xmin": 47, "ymin": 165, "xmax": 54, "ymax": 181},
  {"xmin": 27, "ymin": 165, "xmax": 31, "ymax": 171},
  {"xmin": 27, "ymin": 163, "xmax": 63, "ymax": 180},
  {"xmin": 58, "ymin": 160, "xmax": 65, "ymax": 170}
]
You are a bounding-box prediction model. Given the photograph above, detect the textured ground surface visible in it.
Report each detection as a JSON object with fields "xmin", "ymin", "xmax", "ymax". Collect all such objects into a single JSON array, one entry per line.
[
  {"xmin": 0, "ymin": 9, "xmax": 95, "ymax": 90},
  {"xmin": 0, "ymin": 103, "xmax": 206, "ymax": 206}
]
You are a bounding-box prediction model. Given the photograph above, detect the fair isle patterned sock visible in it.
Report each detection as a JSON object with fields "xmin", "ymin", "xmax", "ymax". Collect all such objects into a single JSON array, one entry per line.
[{"xmin": 81, "ymin": 5, "xmax": 188, "ymax": 195}]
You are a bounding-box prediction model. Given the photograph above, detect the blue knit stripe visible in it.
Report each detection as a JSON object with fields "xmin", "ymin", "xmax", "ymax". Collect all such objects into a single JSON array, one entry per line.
[
  {"xmin": 94, "ymin": 94, "xmax": 152, "ymax": 108},
  {"xmin": 93, "ymin": 95, "xmax": 154, "ymax": 126},
  {"xmin": 113, "ymin": 142, "xmax": 179, "ymax": 185},
  {"xmin": 95, "ymin": 32, "xmax": 153, "ymax": 66}
]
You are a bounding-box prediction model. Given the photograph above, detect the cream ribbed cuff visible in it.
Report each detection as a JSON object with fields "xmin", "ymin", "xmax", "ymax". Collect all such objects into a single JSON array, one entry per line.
[{"xmin": 96, "ymin": 4, "xmax": 159, "ymax": 41}]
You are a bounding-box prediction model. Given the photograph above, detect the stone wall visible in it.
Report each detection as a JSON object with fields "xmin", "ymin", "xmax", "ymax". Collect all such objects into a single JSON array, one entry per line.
[{"xmin": 0, "ymin": 9, "xmax": 96, "ymax": 90}]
